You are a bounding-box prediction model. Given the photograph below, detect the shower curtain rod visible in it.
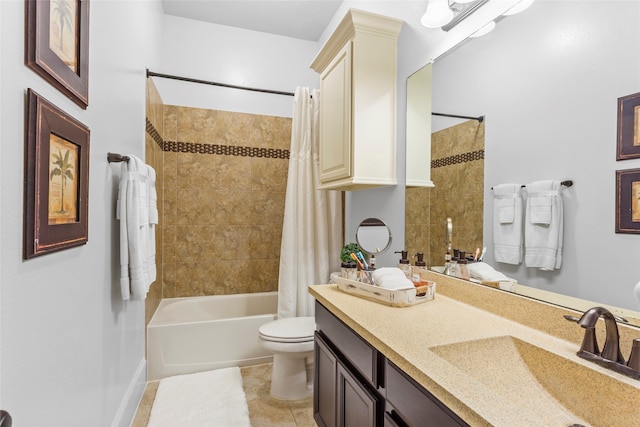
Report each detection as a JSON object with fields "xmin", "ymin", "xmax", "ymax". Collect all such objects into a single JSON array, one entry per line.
[
  {"xmin": 432, "ymin": 112, "xmax": 484, "ymax": 122},
  {"xmin": 146, "ymin": 69, "xmax": 295, "ymax": 97}
]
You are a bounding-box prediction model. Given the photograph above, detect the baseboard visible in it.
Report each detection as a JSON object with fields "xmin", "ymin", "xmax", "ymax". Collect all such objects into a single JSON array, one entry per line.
[{"xmin": 112, "ymin": 358, "xmax": 147, "ymax": 427}]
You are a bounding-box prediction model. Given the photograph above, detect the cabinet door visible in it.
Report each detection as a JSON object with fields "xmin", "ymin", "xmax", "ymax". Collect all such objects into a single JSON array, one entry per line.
[
  {"xmin": 337, "ymin": 362, "xmax": 379, "ymax": 427},
  {"xmin": 318, "ymin": 42, "xmax": 352, "ymax": 184},
  {"xmin": 315, "ymin": 333, "xmax": 337, "ymax": 427}
]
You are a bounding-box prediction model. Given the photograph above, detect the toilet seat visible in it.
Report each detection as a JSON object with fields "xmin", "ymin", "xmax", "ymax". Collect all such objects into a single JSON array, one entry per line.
[{"xmin": 258, "ymin": 317, "xmax": 315, "ymax": 343}]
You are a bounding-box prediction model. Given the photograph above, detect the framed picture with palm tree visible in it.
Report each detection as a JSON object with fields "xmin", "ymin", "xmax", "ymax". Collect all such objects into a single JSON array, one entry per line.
[
  {"xmin": 617, "ymin": 91, "xmax": 640, "ymax": 161},
  {"xmin": 24, "ymin": 89, "xmax": 90, "ymax": 259},
  {"xmin": 25, "ymin": 0, "xmax": 90, "ymax": 109}
]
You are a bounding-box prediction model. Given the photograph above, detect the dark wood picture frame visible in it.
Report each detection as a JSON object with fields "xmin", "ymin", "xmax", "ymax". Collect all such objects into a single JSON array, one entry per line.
[
  {"xmin": 24, "ymin": 89, "xmax": 90, "ymax": 259},
  {"xmin": 615, "ymin": 168, "xmax": 640, "ymax": 234},
  {"xmin": 616, "ymin": 91, "xmax": 640, "ymax": 160},
  {"xmin": 25, "ymin": 0, "xmax": 90, "ymax": 109}
]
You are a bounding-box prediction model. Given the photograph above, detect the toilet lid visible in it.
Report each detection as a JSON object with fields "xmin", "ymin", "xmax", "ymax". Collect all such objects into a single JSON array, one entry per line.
[{"xmin": 259, "ymin": 317, "xmax": 315, "ymax": 343}]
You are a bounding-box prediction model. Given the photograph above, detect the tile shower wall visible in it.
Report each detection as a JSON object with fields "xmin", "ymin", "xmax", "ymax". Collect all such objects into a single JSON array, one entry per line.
[
  {"xmin": 406, "ymin": 120, "xmax": 484, "ymax": 269},
  {"xmin": 162, "ymin": 105, "xmax": 291, "ymax": 298}
]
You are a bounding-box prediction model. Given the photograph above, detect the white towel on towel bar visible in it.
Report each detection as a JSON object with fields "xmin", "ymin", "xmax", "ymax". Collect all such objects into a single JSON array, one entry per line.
[
  {"xmin": 116, "ymin": 154, "xmax": 157, "ymax": 300},
  {"xmin": 524, "ymin": 180, "xmax": 563, "ymax": 271},
  {"xmin": 492, "ymin": 184, "xmax": 523, "ymax": 265}
]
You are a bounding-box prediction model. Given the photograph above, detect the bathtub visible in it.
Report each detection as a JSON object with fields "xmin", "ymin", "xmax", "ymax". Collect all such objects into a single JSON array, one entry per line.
[{"xmin": 147, "ymin": 291, "xmax": 277, "ymax": 381}]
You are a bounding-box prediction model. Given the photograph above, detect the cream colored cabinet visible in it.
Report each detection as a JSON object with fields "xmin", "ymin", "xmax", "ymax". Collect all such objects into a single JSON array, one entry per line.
[
  {"xmin": 406, "ymin": 64, "xmax": 435, "ymax": 188},
  {"xmin": 311, "ymin": 9, "xmax": 403, "ymax": 191}
]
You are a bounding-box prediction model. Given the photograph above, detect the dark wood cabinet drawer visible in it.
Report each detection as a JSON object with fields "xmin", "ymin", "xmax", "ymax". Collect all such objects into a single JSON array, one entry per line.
[
  {"xmin": 316, "ymin": 301, "xmax": 380, "ymax": 387},
  {"xmin": 385, "ymin": 360, "xmax": 469, "ymax": 427}
]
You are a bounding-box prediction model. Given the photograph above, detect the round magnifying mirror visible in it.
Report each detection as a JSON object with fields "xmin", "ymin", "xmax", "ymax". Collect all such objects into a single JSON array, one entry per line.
[{"xmin": 356, "ymin": 218, "xmax": 392, "ymax": 255}]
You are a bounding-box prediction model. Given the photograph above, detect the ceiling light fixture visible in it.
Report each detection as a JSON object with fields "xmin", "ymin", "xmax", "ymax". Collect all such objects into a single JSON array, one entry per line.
[
  {"xmin": 420, "ymin": 0, "xmax": 454, "ymax": 29},
  {"xmin": 441, "ymin": 0, "xmax": 490, "ymax": 32},
  {"xmin": 420, "ymin": 0, "xmax": 491, "ymax": 31}
]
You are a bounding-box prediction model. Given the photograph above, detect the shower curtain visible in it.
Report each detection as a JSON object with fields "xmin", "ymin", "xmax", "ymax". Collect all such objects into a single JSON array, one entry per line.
[{"xmin": 277, "ymin": 87, "xmax": 342, "ymax": 319}]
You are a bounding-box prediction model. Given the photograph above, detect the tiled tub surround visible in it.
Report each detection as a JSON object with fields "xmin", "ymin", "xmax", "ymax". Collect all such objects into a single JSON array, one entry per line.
[
  {"xmin": 151, "ymin": 103, "xmax": 291, "ymax": 298},
  {"xmin": 309, "ymin": 273, "xmax": 640, "ymax": 426},
  {"xmin": 406, "ymin": 119, "xmax": 484, "ymax": 269}
]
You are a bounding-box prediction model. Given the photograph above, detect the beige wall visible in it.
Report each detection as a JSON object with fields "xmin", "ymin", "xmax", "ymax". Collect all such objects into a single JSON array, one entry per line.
[{"xmin": 406, "ymin": 120, "xmax": 484, "ymax": 269}]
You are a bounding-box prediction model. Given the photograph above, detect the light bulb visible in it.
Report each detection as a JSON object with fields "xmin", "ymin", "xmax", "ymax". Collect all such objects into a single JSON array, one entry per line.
[
  {"xmin": 421, "ymin": 0, "xmax": 454, "ymax": 28},
  {"xmin": 503, "ymin": 0, "xmax": 535, "ymax": 16}
]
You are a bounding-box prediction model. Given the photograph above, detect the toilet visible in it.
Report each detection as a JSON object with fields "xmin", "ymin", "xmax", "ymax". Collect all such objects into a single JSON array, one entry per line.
[{"xmin": 258, "ymin": 316, "xmax": 315, "ymax": 400}]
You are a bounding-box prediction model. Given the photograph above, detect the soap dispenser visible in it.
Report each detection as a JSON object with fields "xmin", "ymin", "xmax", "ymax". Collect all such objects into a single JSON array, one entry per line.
[
  {"xmin": 395, "ymin": 250, "xmax": 411, "ymax": 278},
  {"xmin": 411, "ymin": 252, "xmax": 428, "ymax": 283},
  {"xmin": 414, "ymin": 252, "xmax": 426, "ymax": 268}
]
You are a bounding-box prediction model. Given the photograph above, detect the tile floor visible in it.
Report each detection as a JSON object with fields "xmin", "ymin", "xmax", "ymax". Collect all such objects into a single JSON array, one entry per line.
[{"xmin": 132, "ymin": 363, "xmax": 315, "ymax": 427}]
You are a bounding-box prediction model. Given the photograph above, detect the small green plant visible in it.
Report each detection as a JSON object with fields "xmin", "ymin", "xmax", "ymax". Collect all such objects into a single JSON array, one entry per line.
[{"xmin": 340, "ymin": 242, "xmax": 363, "ymax": 265}]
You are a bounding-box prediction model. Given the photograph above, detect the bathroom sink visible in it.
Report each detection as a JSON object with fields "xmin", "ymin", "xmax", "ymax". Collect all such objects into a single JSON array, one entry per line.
[{"xmin": 429, "ymin": 336, "xmax": 640, "ymax": 426}]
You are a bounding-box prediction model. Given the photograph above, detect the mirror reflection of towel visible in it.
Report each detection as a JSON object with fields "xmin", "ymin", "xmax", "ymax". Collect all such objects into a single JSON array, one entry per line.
[
  {"xmin": 524, "ymin": 181, "xmax": 563, "ymax": 271},
  {"xmin": 492, "ymin": 184, "xmax": 523, "ymax": 265},
  {"xmin": 529, "ymin": 195, "xmax": 552, "ymax": 225}
]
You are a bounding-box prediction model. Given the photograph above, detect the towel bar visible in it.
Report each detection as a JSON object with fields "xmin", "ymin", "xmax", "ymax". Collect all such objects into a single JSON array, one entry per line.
[
  {"xmin": 491, "ymin": 180, "xmax": 573, "ymax": 190},
  {"xmin": 107, "ymin": 152, "xmax": 129, "ymax": 163}
]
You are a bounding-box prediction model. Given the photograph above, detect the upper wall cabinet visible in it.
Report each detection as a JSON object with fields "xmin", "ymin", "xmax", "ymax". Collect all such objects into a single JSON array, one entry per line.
[
  {"xmin": 406, "ymin": 64, "xmax": 435, "ymax": 188},
  {"xmin": 311, "ymin": 9, "xmax": 403, "ymax": 191}
]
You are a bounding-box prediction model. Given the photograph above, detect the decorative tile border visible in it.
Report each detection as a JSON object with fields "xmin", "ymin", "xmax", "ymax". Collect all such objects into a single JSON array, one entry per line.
[
  {"xmin": 431, "ymin": 150, "xmax": 484, "ymax": 168},
  {"xmin": 146, "ymin": 118, "xmax": 164, "ymax": 149},
  {"xmin": 145, "ymin": 117, "xmax": 290, "ymax": 159},
  {"xmin": 163, "ymin": 141, "xmax": 289, "ymax": 159}
]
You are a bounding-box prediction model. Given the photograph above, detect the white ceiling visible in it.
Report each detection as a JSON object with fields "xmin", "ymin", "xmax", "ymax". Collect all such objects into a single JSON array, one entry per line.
[{"xmin": 161, "ymin": 0, "xmax": 345, "ymax": 41}]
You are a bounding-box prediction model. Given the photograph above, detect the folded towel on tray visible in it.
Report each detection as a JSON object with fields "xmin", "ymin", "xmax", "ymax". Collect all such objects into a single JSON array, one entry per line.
[{"xmin": 371, "ymin": 267, "xmax": 414, "ymax": 290}]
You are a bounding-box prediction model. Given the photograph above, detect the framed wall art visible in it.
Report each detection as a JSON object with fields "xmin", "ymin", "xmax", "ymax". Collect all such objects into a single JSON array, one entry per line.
[
  {"xmin": 616, "ymin": 91, "xmax": 640, "ymax": 160},
  {"xmin": 615, "ymin": 168, "xmax": 640, "ymax": 234},
  {"xmin": 24, "ymin": 89, "xmax": 90, "ymax": 259},
  {"xmin": 25, "ymin": 0, "xmax": 90, "ymax": 109}
]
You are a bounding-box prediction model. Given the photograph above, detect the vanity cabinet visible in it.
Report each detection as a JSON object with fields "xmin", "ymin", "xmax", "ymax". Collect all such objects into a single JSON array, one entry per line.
[
  {"xmin": 310, "ymin": 9, "xmax": 403, "ymax": 191},
  {"xmin": 314, "ymin": 301, "xmax": 469, "ymax": 427}
]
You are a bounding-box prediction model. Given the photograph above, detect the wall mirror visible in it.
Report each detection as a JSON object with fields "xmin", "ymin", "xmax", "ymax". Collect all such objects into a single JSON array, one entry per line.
[
  {"xmin": 356, "ymin": 218, "xmax": 392, "ymax": 255},
  {"xmin": 405, "ymin": 0, "xmax": 640, "ymax": 324}
]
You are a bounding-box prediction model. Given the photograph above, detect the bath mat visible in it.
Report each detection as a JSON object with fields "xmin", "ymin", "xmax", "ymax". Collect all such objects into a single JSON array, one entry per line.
[{"xmin": 147, "ymin": 367, "xmax": 251, "ymax": 427}]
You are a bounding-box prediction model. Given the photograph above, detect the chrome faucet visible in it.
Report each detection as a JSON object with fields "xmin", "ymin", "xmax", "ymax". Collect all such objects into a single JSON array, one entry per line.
[{"xmin": 565, "ymin": 306, "xmax": 639, "ymax": 380}]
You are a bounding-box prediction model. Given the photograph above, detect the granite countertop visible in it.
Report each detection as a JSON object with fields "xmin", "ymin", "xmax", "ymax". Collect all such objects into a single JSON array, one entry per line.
[{"xmin": 309, "ymin": 273, "xmax": 640, "ymax": 427}]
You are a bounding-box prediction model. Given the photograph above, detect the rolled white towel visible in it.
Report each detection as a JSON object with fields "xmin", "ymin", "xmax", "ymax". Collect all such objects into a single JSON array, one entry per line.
[
  {"xmin": 466, "ymin": 262, "xmax": 511, "ymax": 282},
  {"xmin": 372, "ymin": 267, "xmax": 414, "ymax": 290}
]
